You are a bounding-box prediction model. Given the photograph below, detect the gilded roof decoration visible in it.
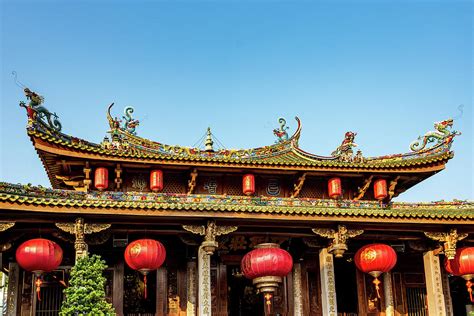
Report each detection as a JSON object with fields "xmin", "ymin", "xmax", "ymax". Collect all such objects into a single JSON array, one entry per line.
[{"xmin": 1, "ymin": 182, "xmax": 472, "ymax": 220}]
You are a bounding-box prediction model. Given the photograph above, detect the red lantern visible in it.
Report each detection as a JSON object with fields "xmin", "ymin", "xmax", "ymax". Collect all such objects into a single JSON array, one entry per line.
[
  {"xmin": 445, "ymin": 247, "xmax": 474, "ymax": 302},
  {"xmin": 241, "ymin": 243, "xmax": 293, "ymax": 314},
  {"xmin": 328, "ymin": 177, "xmax": 342, "ymax": 199},
  {"xmin": 94, "ymin": 167, "xmax": 109, "ymax": 191},
  {"xmin": 354, "ymin": 243, "xmax": 397, "ymax": 298},
  {"xmin": 124, "ymin": 239, "xmax": 166, "ymax": 299},
  {"xmin": 374, "ymin": 179, "xmax": 388, "ymax": 201},
  {"xmin": 150, "ymin": 169, "xmax": 164, "ymax": 192},
  {"xmin": 16, "ymin": 238, "xmax": 63, "ymax": 301},
  {"xmin": 243, "ymin": 174, "xmax": 255, "ymax": 196}
]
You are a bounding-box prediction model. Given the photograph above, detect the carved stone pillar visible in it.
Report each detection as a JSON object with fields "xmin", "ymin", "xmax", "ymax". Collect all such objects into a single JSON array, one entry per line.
[
  {"xmin": 292, "ymin": 263, "xmax": 304, "ymax": 316},
  {"xmin": 183, "ymin": 221, "xmax": 237, "ymax": 316},
  {"xmin": 441, "ymin": 269, "xmax": 454, "ymax": 316},
  {"xmin": 6, "ymin": 262, "xmax": 19, "ymax": 316},
  {"xmin": 423, "ymin": 251, "xmax": 447, "ymax": 316},
  {"xmin": 187, "ymin": 261, "xmax": 198, "ymax": 316},
  {"xmin": 319, "ymin": 248, "xmax": 337, "ymax": 316},
  {"xmin": 383, "ymin": 272, "xmax": 394, "ymax": 316},
  {"xmin": 56, "ymin": 218, "xmax": 110, "ymax": 262},
  {"xmin": 198, "ymin": 245, "xmax": 213, "ymax": 316}
]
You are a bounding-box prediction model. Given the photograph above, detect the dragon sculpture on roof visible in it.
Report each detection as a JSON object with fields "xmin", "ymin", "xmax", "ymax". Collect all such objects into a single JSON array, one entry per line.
[
  {"xmin": 19, "ymin": 88, "xmax": 62, "ymax": 131},
  {"xmin": 410, "ymin": 119, "xmax": 460, "ymax": 152}
]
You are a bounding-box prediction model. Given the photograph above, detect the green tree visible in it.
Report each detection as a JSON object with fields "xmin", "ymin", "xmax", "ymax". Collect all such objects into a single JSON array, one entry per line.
[{"xmin": 60, "ymin": 255, "xmax": 115, "ymax": 316}]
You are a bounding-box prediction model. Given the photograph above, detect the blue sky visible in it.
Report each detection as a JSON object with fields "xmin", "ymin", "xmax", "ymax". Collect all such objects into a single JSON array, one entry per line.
[{"xmin": 1, "ymin": 0, "xmax": 472, "ymax": 201}]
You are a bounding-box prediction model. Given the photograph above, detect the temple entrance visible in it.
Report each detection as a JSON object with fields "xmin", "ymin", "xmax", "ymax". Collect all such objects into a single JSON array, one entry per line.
[
  {"xmin": 334, "ymin": 259, "xmax": 358, "ymax": 315},
  {"xmin": 123, "ymin": 266, "xmax": 156, "ymax": 316},
  {"xmin": 227, "ymin": 266, "xmax": 264, "ymax": 316}
]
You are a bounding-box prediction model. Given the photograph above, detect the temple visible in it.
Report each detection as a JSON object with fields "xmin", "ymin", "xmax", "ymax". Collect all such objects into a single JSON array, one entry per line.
[{"xmin": 0, "ymin": 89, "xmax": 473, "ymax": 316}]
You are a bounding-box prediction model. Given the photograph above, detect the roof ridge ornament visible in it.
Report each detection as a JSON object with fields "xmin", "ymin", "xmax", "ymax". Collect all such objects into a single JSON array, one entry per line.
[
  {"xmin": 205, "ymin": 127, "xmax": 214, "ymax": 152},
  {"xmin": 19, "ymin": 88, "xmax": 62, "ymax": 132},
  {"xmin": 331, "ymin": 131, "xmax": 364, "ymax": 163},
  {"xmin": 273, "ymin": 117, "xmax": 289, "ymax": 143},
  {"xmin": 410, "ymin": 119, "xmax": 460, "ymax": 152}
]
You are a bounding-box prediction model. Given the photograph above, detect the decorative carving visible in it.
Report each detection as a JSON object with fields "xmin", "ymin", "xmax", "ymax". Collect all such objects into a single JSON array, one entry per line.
[
  {"xmin": 56, "ymin": 217, "xmax": 110, "ymax": 260},
  {"xmin": 187, "ymin": 168, "xmax": 198, "ymax": 195},
  {"xmin": 354, "ymin": 176, "xmax": 373, "ymax": 201},
  {"xmin": 291, "ymin": 173, "xmax": 306, "ymax": 198},
  {"xmin": 183, "ymin": 220, "xmax": 237, "ymax": 255},
  {"xmin": 388, "ymin": 176, "xmax": 400, "ymax": 200},
  {"xmin": 55, "ymin": 175, "xmax": 86, "ymax": 191},
  {"xmin": 114, "ymin": 164, "xmax": 122, "ymax": 190},
  {"xmin": 331, "ymin": 131, "xmax": 363, "ymax": 162},
  {"xmin": 273, "ymin": 117, "xmax": 289, "ymax": 143},
  {"xmin": 19, "ymin": 87, "xmax": 62, "ymax": 131},
  {"xmin": 122, "ymin": 106, "xmax": 140, "ymax": 135},
  {"xmin": 203, "ymin": 177, "xmax": 217, "ymax": 194},
  {"xmin": 0, "ymin": 222, "xmax": 15, "ymax": 232},
  {"xmin": 410, "ymin": 119, "xmax": 460, "ymax": 152},
  {"xmin": 266, "ymin": 178, "xmax": 281, "ymax": 196},
  {"xmin": 131, "ymin": 174, "xmax": 147, "ymax": 191},
  {"xmin": 424, "ymin": 228, "xmax": 468, "ymax": 259},
  {"xmin": 83, "ymin": 162, "xmax": 91, "ymax": 192},
  {"xmin": 312, "ymin": 225, "xmax": 364, "ymax": 258}
]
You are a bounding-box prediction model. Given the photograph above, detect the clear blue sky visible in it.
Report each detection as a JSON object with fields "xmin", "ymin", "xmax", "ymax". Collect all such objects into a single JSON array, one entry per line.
[{"xmin": 1, "ymin": 0, "xmax": 472, "ymax": 202}]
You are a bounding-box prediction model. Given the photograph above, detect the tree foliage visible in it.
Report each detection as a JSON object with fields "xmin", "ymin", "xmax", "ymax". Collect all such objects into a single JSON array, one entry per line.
[{"xmin": 60, "ymin": 254, "xmax": 115, "ymax": 316}]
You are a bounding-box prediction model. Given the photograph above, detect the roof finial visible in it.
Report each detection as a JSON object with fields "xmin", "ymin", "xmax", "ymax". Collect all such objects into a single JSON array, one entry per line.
[{"xmin": 205, "ymin": 127, "xmax": 214, "ymax": 152}]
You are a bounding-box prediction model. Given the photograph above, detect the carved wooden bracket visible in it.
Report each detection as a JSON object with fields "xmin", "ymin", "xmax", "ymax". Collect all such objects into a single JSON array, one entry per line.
[
  {"xmin": 0, "ymin": 222, "xmax": 15, "ymax": 232},
  {"xmin": 115, "ymin": 163, "xmax": 122, "ymax": 190},
  {"xmin": 83, "ymin": 162, "xmax": 91, "ymax": 192},
  {"xmin": 388, "ymin": 176, "xmax": 400, "ymax": 200},
  {"xmin": 291, "ymin": 173, "xmax": 307, "ymax": 198},
  {"xmin": 56, "ymin": 175, "xmax": 86, "ymax": 192},
  {"xmin": 424, "ymin": 228, "xmax": 468, "ymax": 259},
  {"xmin": 56, "ymin": 217, "xmax": 111, "ymax": 261},
  {"xmin": 354, "ymin": 176, "xmax": 373, "ymax": 201},
  {"xmin": 187, "ymin": 168, "xmax": 198, "ymax": 195},
  {"xmin": 312, "ymin": 225, "xmax": 364, "ymax": 258},
  {"xmin": 183, "ymin": 220, "xmax": 238, "ymax": 255}
]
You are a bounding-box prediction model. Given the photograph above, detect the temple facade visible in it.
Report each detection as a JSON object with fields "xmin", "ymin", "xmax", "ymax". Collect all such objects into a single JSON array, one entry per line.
[{"xmin": 0, "ymin": 89, "xmax": 473, "ymax": 316}]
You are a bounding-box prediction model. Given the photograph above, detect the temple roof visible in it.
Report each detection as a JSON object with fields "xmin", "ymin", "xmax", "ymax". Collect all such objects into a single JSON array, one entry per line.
[
  {"xmin": 23, "ymin": 99, "xmax": 459, "ymax": 171},
  {"xmin": 1, "ymin": 182, "xmax": 473, "ymax": 224}
]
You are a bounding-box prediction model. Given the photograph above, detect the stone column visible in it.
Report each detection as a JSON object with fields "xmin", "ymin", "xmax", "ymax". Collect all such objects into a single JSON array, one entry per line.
[
  {"xmin": 319, "ymin": 248, "xmax": 337, "ymax": 316},
  {"xmin": 423, "ymin": 251, "xmax": 447, "ymax": 316},
  {"xmin": 198, "ymin": 243, "xmax": 215, "ymax": 316},
  {"xmin": 383, "ymin": 272, "xmax": 394, "ymax": 316},
  {"xmin": 292, "ymin": 263, "xmax": 304, "ymax": 316},
  {"xmin": 187, "ymin": 260, "xmax": 198, "ymax": 316},
  {"xmin": 441, "ymin": 269, "xmax": 454, "ymax": 316},
  {"xmin": 183, "ymin": 221, "xmax": 237, "ymax": 316},
  {"xmin": 6, "ymin": 262, "xmax": 19, "ymax": 316}
]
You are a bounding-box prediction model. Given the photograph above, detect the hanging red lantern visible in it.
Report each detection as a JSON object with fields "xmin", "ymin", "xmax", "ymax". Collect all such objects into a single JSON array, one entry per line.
[
  {"xmin": 94, "ymin": 167, "xmax": 109, "ymax": 191},
  {"xmin": 328, "ymin": 177, "xmax": 342, "ymax": 199},
  {"xmin": 243, "ymin": 174, "xmax": 255, "ymax": 196},
  {"xmin": 150, "ymin": 169, "xmax": 164, "ymax": 192},
  {"xmin": 354, "ymin": 243, "xmax": 397, "ymax": 298},
  {"xmin": 373, "ymin": 179, "xmax": 388, "ymax": 201},
  {"xmin": 445, "ymin": 247, "xmax": 474, "ymax": 302},
  {"xmin": 241, "ymin": 243, "xmax": 293, "ymax": 314},
  {"xmin": 124, "ymin": 239, "xmax": 166, "ymax": 299},
  {"xmin": 16, "ymin": 238, "xmax": 63, "ymax": 301}
]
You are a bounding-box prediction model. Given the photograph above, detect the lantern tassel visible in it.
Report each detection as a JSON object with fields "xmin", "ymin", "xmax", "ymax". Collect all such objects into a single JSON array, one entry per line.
[
  {"xmin": 143, "ymin": 274, "xmax": 147, "ymax": 299},
  {"xmin": 264, "ymin": 293, "xmax": 272, "ymax": 315},
  {"xmin": 35, "ymin": 277, "xmax": 42, "ymax": 301},
  {"xmin": 467, "ymin": 280, "xmax": 473, "ymax": 303},
  {"xmin": 373, "ymin": 277, "xmax": 381, "ymax": 299}
]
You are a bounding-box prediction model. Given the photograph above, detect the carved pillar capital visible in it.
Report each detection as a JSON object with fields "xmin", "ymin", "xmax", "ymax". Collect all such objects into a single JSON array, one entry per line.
[
  {"xmin": 183, "ymin": 220, "xmax": 238, "ymax": 255},
  {"xmin": 0, "ymin": 222, "xmax": 15, "ymax": 232},
  {"xmin": 312, "ymin": 225, "xmax": 363, "ymax": 258},
  {"xmin": 56, "ymin": 217, "xmax": 111, "ymax": 261},
  {"xmin": 424, "ymin": 229, "xmax": 468, "ymax": 259}
]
